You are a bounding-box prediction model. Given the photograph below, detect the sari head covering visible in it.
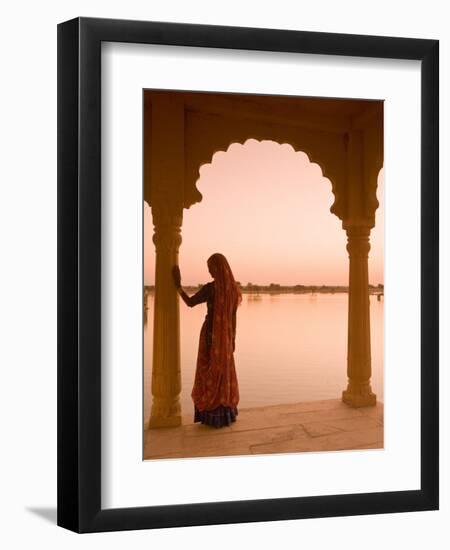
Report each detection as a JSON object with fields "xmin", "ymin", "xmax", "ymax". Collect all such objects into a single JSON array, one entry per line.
[
  {"xmin": 191, "ymin": 253, "xmax": 241, "ymax": 411},
  {"xmin": 208, "ymin": 252, "xmax": 242, "ymax": 312}
]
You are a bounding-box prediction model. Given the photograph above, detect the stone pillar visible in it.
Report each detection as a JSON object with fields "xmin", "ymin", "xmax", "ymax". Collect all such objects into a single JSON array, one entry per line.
[
  {"xmin": 148, "ymin": 205, "xmax": 183, "ymax": 428},
  {"xmin": 342, "ymin": 226, "xmax": 377, "ymax": 407}
]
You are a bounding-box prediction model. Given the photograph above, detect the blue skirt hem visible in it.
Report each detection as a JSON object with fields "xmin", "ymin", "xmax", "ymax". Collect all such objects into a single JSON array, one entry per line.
[{"xmin": 194, "ymin": 405, "xmax": 238, "ymax": 428}]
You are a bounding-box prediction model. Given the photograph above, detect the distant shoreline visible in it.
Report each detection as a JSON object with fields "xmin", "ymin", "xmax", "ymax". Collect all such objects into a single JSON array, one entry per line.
[{"xmin": 144, "ymin": 284, "xmax": 384, "ymax": 295}]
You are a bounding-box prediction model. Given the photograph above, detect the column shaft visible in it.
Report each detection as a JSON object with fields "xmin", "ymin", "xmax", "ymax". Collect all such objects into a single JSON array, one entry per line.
[
  {"xmin": 342, "ymin": 226, "xmax": 376, "ymax": 407},
  {"xmin": 148, "ymin": 206, "xmax": 183, "ymax": 428}
]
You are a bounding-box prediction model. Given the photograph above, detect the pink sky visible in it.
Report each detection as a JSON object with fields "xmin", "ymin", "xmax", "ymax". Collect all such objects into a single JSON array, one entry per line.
[{"xmin": 144, "ymin": 139, "xmax": 384, "ymax": 286}]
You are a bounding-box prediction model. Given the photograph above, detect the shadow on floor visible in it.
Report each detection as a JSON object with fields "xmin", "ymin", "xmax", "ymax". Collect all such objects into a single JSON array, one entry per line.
[{"xmin": 26, "ymin": 507, "xmax": 57, "ymax": 525}]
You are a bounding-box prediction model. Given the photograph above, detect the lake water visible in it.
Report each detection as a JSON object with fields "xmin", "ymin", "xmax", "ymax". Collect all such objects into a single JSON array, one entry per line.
[{"xmin": 144, "ymin": 292, "xmax": 383, "ymax": 420}]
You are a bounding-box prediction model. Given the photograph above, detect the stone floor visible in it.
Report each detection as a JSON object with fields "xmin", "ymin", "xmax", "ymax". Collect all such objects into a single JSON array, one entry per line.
[{"xmin": 144, "ymin": 399, "xmax": 384, "ymax": 460}]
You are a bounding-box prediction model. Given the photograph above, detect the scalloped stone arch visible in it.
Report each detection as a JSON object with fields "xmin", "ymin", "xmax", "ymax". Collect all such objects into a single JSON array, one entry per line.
[
  {"xmin": 183, "ymin": 115, "xmax": 349, "ymax": 222},
  {"xmin": 188, "ymin": 139, "xmax": 342, "ymax": 220}
]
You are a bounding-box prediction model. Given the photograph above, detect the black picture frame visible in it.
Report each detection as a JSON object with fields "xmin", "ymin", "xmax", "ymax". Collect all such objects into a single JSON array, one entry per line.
[{"xmin": 57, "ymin": 17, "xmax": 439, "ymax": 533}]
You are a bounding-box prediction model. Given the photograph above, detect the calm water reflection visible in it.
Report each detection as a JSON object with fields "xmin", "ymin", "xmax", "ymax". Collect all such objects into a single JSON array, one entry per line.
[{"xmin": 144, "ymin": 293, "xmax": 383, "ymax": 420}]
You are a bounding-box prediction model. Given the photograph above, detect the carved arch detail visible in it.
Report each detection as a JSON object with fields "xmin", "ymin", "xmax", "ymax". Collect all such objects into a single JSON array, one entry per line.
[
  {"xmin": 363, "ymin": 123, "xmax": 384, "ymax": 224},
  {"xmin": 183, "ymin": 111, "xmax": 348, "ymax": 222}
]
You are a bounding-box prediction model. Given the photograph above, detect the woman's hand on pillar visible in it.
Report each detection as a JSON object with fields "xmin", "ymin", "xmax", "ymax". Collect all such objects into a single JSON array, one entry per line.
[{"xmin": 172, "ymin": 265, "xmax": 181, "ymax": 289}]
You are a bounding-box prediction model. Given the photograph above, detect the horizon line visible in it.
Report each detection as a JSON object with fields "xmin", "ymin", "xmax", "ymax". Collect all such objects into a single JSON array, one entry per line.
[{"xmin": 143, "ymin": 282, "xmax": 384, "ymax": 287}]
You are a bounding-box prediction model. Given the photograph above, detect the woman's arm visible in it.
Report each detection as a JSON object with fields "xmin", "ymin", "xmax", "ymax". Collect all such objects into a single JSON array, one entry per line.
[
  {"xmin": 179, "ymin": 287, "xmax": 202, "ymax": 307},
  {"xmin": 172, "ymin": 265, "xmax": 209, "ymax": 307}
]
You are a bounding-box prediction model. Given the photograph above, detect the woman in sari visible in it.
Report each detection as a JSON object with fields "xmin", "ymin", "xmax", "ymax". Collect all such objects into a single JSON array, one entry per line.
[{"xmin": 172, "ymin": 253, "xmax": 242, "ymax": 428}]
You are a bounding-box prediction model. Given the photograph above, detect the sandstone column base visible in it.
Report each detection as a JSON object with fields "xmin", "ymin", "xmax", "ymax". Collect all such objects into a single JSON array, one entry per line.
[
  {"xmin": 148, "ymin": 398, "xmax": 182, "ymax": 429},
  {"xmin": 342, "ymin": 381, "xmax": 376, "ymax": 408}
]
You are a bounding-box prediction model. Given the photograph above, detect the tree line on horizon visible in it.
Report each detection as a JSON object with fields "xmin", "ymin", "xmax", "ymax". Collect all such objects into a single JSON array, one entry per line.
[{"xmin": 144, "ymin": 282, "xmax": 384, "ymax": 292}]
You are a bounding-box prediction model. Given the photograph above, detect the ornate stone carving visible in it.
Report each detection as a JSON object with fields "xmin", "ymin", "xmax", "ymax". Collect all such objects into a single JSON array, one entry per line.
[
  {"xmin": 185, "ymin": 139, "xmax": 345, "ymax": 222},
  {"xmin": 346, "ymin": 226, "xmax": 371, "ymax": 258},
  {"xmin": 152, "ymin": 205, "xmax": 183, "ymax": 253}
]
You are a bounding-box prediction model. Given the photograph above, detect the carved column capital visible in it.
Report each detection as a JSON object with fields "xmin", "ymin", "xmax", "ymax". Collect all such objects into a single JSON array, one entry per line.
[
  {"xmin": 346, "ymin": 226, "xmax": 371, "ymax": 259},
  {"xmin": 151, "ymin": 204, "xmax": 183, "ymax": 253}
]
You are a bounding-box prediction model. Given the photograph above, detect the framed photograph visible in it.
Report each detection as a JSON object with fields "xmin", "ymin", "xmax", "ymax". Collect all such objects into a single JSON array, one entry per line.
[{"xmin": 57, "ymin": 17, "xmax": 439, "ymax": 532}]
